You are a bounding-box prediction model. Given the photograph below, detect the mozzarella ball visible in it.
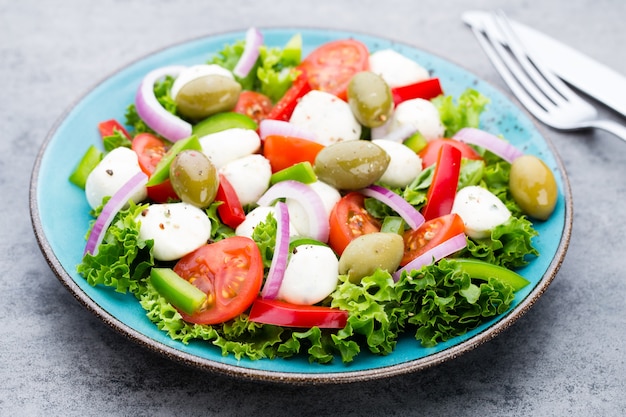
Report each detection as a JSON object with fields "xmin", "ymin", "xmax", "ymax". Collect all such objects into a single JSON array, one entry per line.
[
  {"xmin": 289, "ymin": 90, "xmax": 362, "ymax": 145},
  {"xmin": 199, "ymin": 128, "xmax": 261, "ymax": 170},
  {"xmin": 85, "ymin": 147, "xmax": 147, "ymax": 210},
  {"xmin": 387, "ymin": 98, "xmax": 445, "ymax": 141},
  {"xmin": 372, "ymin": 139, "xmax": 422, "ymax": 188},
  {"xmin": 451, "ymin": 186, "xmax": 512, "ymax": 239},
  {"xmin": 278, "ymin": 244, "xmax": 339, "ymax": 305},
  {"xmin": 368, "ymin": 49, "xmax": 430, "ymax": 88},
  {"xmin": 235, "ymin": 206, "xmax": 298, "ymax": 238},
  {"xmin": 137, "ymin": 202, "xmax": 211, "ymax": 261},
  {"xmin": 219, "ymin": 154, "xmax": 272, "ymax": 206}
]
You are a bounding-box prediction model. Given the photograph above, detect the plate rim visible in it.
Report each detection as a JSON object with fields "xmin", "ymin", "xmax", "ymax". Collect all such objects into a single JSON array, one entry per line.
[{"xmin": 29, "ymin": 26, "xmax": 573, "ymax": 385}]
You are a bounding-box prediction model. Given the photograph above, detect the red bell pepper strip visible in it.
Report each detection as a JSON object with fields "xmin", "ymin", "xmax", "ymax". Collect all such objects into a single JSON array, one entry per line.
[
  {"xmin": 98, "ymin": 119, "xmax": 131, "ymax": 139},
  {"xmin": 215, "ymin": 174, "xmax": 246, "ymax": 228},
  {"xmin": 248, "ymin": 298, "xmax": 348, "ymax": 329},
  {"xmin": 266, "ymin": 71, "xmax": 312, "ymax": 121},
  {"xmin": 421, "ymin": 144, "xmax": 462, "ymax": 221},
  {"xmin": 390, "ymin": 78, "xmax": 444, "ymax": 106}
]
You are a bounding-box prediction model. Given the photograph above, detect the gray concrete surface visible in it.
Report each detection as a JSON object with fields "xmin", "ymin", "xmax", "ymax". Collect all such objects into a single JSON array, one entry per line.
[{"xmin": 3, "ymin": 0, "xmax": 626, "ymax": 415}]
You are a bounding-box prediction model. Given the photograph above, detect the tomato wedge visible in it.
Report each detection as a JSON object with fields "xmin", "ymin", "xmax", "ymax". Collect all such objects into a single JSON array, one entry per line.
[
  {"xmin": 297, "ymin": 39, "xmax": 369, "ymax": 100},
  {"xmin": 419, "ymin": 138, "xmax": 482, "ymax": 169},
  {"xmin": 173, "ymin": 237, "xmax": 264, "ymax": 325},
  {"xmin": 248, "ymin": 298, "xmax": 348, "ymax": 329},
  {"xmin": 401, "ymin": 213, "xmax": 465, "ymax": 266},
  {"xmin": 421, "ymin": 143, "xmax": 462, "ymax": 221},
  {"xmin": 98, "ymin": 119, "xmax": 130, "ymax": 139},
  {"xmin": 263, "ymin": 134, "xmax": 325, "ymax": 173},
  {"xmin": 328, "ymin": 192, "xmax": 381, "ymax": 256},
  {"xmin": 131, "ymin": 133, "xmax": 178, "ymax": 203},
  {"xmin": 266, "ymin": 72, "xmax": 312, "ymax": 121},
  {"xmin": 234, "ymin": 91, "xmax": 273, "ymax": 124},
  {"xmin": 215, "ymin": 174, "xmax": 246, "ymax": 229}
]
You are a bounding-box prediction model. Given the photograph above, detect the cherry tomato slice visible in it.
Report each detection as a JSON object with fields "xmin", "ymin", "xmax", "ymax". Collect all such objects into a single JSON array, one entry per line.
[
  {"xmin": 328, "ymin": 192, "xmax": 381, "ymax": 256},
  {"xmin": 419, "ymin": 138, "xmax": 482, "ymax": 169},
  {"xmin": 263, "ymin": 135, "xmax": 325, "ymax": 173},
  {"xmin": 215, "ymin": 174, "xmax": 246, "ymax": 229},
  {"xmin": 422, "ymin": 144, "xmax": 462, "ymax": 221},
  {"xmin": 131, "ymin": 133, "xmax": 178, "ymax": 203},
  {"xmin": 173, "ymin": 237, "xmax": 264, "ymax": 325},
  {"xmin": 234, "ymin": 91, "xmax": 273, "ymax": 124},
  {"xmin": 266, "ymin": 72, "xmax": 312, "ymax": 121},
  {"xmin": 248, "ymin": 298, "xmax": 348, "ymax": 329},
  {"xmin": 401, "ymin": 213, "xmax": 465, "ymax": 266},
  {"xmin": 297, "ymin": 39, "xmax": 369, "ymax": 100}
]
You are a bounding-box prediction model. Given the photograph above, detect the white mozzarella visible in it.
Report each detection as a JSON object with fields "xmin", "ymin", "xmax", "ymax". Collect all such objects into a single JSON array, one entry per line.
[
  {"xmin": 285, "ymin": 181, "xmax": 341, "ymax": 236},
  {"xmin": 451, "ymin": 186, "xmax": 512, "ymax": 239},
  {"xmin": 289, "ymin": 90, "xmax": 361, "ymax": 146},
  {"xmin": 170, "ymin": 64, "xmax": 234, "ymax": 100},
  {"xmin": 368, "ymin": 49, "xmax": 430, "ymax": 88},
  {"xmin": 277, "ymin": 244, "xmax": 339, "ymax": 305},
  {"xmin": 372, "ymin": 139, "xmax": 422, "ymax": 188},
  {"xmin": 84, "ymin": 147, "xmax": 147, "ymax": 210},
  {"xmin": 136, "ymin": 202, "xmax": 211, "ymax": 261},
  {"xmin": 199, "ymin": 128, "xmax": 261, "ymax": 170},
  {"xmin": 387, "ymin": 98, "xmax": 445, "ymax": 141},
  {"xmin": 235, "ymin": 206, "xmax": 297, "ymax": 238},
  {"xmin": 219, "ymin": 154, "xmax": 272, "ymax": 206}
]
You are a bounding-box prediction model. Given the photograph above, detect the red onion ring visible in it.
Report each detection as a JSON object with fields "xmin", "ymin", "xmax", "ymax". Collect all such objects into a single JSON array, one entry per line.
[
  {"xmin": 233, "ymin": 27, "xmax": 263, "ymax": 78},
  {"xmin": 135, "ymin": 65, "xmax": 192, "ymax": 142},
  {"xmin": 257, "ymin": 180, "xmax": 329, "ymax": 242},
  {"xmin": 453, "ymin": 127, "xmax": 523, "ymax": 163},
  {"xmin": 392, "ymin": 232, "xmax": 467, "ymax": 281},
  {"xmin": 260, "ymin": 202, "xmax": 290, "ymax": 299},
  {"xmin": 84, "ymin": 172, "xmax": 149, "ymax": 256},
  {"xmin": 360, "ymin": 184, "xmax": 425, "ymax": 230}
]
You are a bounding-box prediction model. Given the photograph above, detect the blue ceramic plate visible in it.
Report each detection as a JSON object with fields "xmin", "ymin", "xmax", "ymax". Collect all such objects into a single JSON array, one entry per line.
[{"xmin": 30, "ymin": 28, "xmax": 572, "ymax": 384}]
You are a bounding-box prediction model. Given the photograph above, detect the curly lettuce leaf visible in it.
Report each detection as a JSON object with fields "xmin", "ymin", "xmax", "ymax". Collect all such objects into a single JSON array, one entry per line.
[
  {"xmin": 250, "ymin": 212, "xmax": 277, "ymax": 269},
  {"xmin": 433, "ymin": 88, "xmax": 490, "ymax": 137},
  {"xmin": 397, "ymin": 258, "xmax": 516, "ymax": 347},
  {"xmin": 208, "ymin": 34, "xmax": 302, "ymax": 102},
  {"xmin": 77, "ymin": 201, "xmax": 154, "ymax": 294}
]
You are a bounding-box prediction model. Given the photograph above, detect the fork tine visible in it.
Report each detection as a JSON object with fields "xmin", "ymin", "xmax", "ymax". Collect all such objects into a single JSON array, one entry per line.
[
  {"xmin": 493, "ymin": 10, "xmax": 576, "ymax": 106},
  {"xmin": 470, "ymin": 22, "xmax": 551, "ymax": 122}
]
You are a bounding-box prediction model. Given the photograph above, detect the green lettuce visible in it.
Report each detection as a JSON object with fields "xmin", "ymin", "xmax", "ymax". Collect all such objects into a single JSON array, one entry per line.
[
  {"xmin": 208, "ymin": 34, "xmax": 302, "ymax": 102},
  {"xmin": 433, "ymin": 88, "xmax": 490, "ymax": 137},
  {"xmin": 78, "ymin": 201, "xmax": 154, "ymax": 294}
]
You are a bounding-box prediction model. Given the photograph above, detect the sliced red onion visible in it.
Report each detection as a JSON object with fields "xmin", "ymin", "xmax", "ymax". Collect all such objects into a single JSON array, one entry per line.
[
  {"xmin": 453, "ymin": 127, "xmax": 523, "ymax": 163},
  {"xmin": 135, "ymin": 65, "xmax": 192, "ymax": 142},
  {"xmin": 84, "ymin": 172, "xmax": 149, "ymax": 256},
  {"xmin": 260, "ymin": 202, "xmax": 290, "ymax": 299},
  {"xmin": 233, "ymin": 27, "xmax": 263, "ymax": 78},
  {"xmin": 392, "ymin": 232, "xmax": 467, "ymax": 281},
  {"xmin": 257, "ymin": 180, "xmax": 329, "ymax": 242},
  {"xmin": 360, "ymin": 184, "xmax": 425, "ymax": 230},
  {"xmin": 259, "ymin": 119, "xmax": 317, "ymax": 142}
]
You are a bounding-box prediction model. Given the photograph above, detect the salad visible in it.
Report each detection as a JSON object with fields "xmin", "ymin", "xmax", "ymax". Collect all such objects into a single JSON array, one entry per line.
[{"xmin": 69, "ymin": 28, "xmax": 559, "ymax": 364}]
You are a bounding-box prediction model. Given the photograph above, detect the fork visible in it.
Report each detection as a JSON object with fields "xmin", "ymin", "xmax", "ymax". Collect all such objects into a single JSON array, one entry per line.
[{"xmin": 470, "ymin": 10, "xmax": 626, "ymax": 142}]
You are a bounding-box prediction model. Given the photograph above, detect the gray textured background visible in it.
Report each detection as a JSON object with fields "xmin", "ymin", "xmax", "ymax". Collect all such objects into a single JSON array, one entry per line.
[{"xmin": 3, "ymin": 0, "xmax": 626, "ymax": 415}]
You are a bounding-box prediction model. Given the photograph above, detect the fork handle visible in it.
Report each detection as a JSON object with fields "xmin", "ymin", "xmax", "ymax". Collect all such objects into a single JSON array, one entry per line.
[{"xmin": 590, "ymin": 119, "xmax": 626, "ymax": 143}]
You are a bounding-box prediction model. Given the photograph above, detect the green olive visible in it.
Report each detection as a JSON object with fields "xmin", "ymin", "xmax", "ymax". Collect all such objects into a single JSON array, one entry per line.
[
  {"xmin": 314, "ymin": 140, "xmax": 390, "ymax": 190},
  {"xmin": 338, "ymin": 232, "xmax": 404, "ymax": 283},
  {"xmin": 347, "ymin": 71, "xmax": 393, "ymax": 128},
  {"xmin": 174, "ymin": 74, "xmax": 241, "ymax": 121},
  {"xmin": 169, "ymin": 150, "xmax": 218, "ymax": 208},
  {"xmin": 509, "ymin": 155, "xmax": 558, "ymax": 220}
]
